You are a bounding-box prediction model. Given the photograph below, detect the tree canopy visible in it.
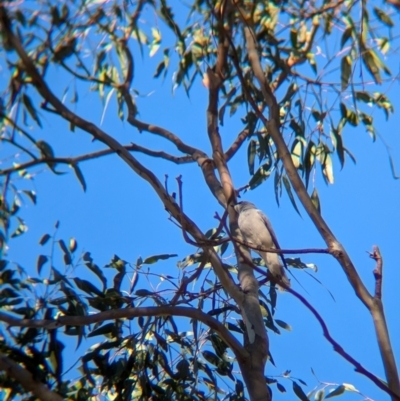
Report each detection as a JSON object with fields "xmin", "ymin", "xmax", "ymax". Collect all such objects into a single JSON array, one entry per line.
[{"xmin": 0, "ymin": 1, "xmax": 399, "ymax": 401}]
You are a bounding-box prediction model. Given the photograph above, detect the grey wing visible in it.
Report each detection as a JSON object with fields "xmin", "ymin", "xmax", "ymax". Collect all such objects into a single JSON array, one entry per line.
[{"xmin": 256, "ymin": 210, "xmax": 288, "ymax": 269}]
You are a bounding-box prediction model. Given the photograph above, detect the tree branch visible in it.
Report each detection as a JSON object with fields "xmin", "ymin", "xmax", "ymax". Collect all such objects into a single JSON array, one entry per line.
[
  {"xmin": 0, "ymin": 353, "xmax": 64, "ymax": 401},
  {"xmin": 0, "ymin": 144, "xmax": 193, "ymax": 176},
  {"xmin": 0, "ymin": 5, "xmax": 244, "ymax": 313},
  {"xmin": 224, "ymin": 128, "xmax": 250, "ymax": 162},
  {"xmin": 288, "ymin": 288, "xmax": 400, "ymax": 401},
  {"xmin": 0, "ymin": 306, "xmax": 248, "ymax": 362},
  {"xmin": 240, "ymin": 24, "xmax": 400, "ymax": 400}
]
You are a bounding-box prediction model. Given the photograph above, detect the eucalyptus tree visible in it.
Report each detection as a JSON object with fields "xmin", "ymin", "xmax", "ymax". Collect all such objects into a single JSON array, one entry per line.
[{"xmin": 0, "ymin": 1, "xmax": 399, "ymax": 401}]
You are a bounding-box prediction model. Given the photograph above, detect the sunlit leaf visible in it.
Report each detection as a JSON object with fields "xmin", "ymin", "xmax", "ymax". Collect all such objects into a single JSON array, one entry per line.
[
  {"xmin": 341, "ymin": 55, "xmax": 352, "ymax": 90},
  {"xmin": 325, "ymin": 385, "xmax": 345, "ymax": 398},
  {"xmin": 143, "ymin": 253, "xmax": 178, "ymax": 264}
]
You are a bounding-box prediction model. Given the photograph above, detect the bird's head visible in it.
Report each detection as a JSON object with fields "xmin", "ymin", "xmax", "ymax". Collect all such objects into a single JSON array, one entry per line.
[{"xmin": 233, "ymin": 201, "xmax": 257, "ymax": 213}]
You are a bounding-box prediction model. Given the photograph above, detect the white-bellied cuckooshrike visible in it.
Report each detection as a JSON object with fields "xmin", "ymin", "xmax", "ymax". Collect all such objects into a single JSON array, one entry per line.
[{"xmin": 234, "ymin": 201, "xmax": 290, "ymax": 290}]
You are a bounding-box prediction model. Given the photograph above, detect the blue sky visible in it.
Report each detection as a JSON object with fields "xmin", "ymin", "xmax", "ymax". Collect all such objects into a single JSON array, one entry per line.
[{"xmin": 1, "ymin": 1, "xmax": 400, "ymax": 400}]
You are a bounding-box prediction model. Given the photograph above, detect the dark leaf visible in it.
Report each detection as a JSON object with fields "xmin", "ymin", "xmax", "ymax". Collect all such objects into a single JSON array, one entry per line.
[
  {"xmin": 87, "ymin": 322, "xmax": 116, "ymax": 338},
  {"xmin": 143, "ymin": 253, "xmax": 177, "ymax": 264},
  {"xmin": 247, "ymin": 139, "xmax": 257, "ymax": 175},
  {"xmin": 22, "ymin": 190, "xmax": 37, "ymax": 204},
  {"xmin": 311, "ymin": 188, "xmax": 321, "ymax": 214},
  {"xmin": 275, "ymin": 319, "xmax": 292, "ymax": 331},
  {"xmin": 282, "ymin": 175, "xmax": 301, "ymax": 215},
  {"xmin": 340, "ymin": 55, "xmax": 352, "ymax": 90},
  {"xmin": 73, "ymin": 278, "xmax": 103, "ymax": 297},
  {"xmin": 37, "ymin": 255, "xmax": 48, "ymax": 275},
  {"xmin": 22, "ymin": 93, "xmax": 42, "ymax": 127},
  {"xmin": 325, "ymin": 385, "xmax": 345, "ymax": 399},
  {"xmin": 39, "ymin": 233, "xmax": 51, "ymax": 246},
  {"xmin": 293, "ymin": 381, "xmax": 309, "ymax": 401},
  {"xmin": 71, "ymin": 163, "xmax": 87, "ymax": 192}
]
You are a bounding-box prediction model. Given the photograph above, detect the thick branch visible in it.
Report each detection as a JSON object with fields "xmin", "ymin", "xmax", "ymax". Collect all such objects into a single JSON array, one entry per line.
[
  {"xmin": 0, "ymin": 306, "xmax": 248, "ymax": 361},
  {"xmin": 241, "ymin": 25, "xmax": 400, "ymax": 399},
  {"xmin": 0, "ymin": 354, "xmax": 63, "ymax": 401}
]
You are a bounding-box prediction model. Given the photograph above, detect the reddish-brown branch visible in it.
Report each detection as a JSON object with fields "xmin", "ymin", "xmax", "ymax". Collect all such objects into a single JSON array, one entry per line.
[{"xmin": 224, "ymin": 128, "xmax": 250, "ymax": 162}]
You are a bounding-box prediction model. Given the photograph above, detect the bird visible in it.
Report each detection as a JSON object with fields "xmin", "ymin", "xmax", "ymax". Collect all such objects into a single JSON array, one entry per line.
[{"xmin": 233, "ymin": 201, "xmax": 290, "ymax": 290}]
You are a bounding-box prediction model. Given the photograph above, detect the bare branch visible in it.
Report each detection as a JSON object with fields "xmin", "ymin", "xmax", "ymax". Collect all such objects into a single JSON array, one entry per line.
[
  {"xmin": 225, "ymin": 128, "xmax": 249, "ymax": 162},
  {"xmin": 0, "ymin": 144, "xmax": 193, "ymax": 176},
  {"xmin": 0, "ymin": 306, "xmax": 248, "ymax": 362},
  {"xmin": 288, "ymin": 288, "xmax": 400, "ymax": 401},
  {"xmin": 0, "ymin": 353, "xmax": 64, "ymax": 401}
]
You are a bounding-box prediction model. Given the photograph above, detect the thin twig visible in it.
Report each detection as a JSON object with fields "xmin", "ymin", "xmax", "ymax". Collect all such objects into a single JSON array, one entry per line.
[{"xmin": 288, "ymin": 287, "xmax": 400, "ymax": 401}]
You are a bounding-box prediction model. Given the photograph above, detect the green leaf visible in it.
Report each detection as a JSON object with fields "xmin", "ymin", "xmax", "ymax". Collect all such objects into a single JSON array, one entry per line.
[
  {"xmin": 282, "ymin": 175, "xmax": 301, "ymax": 215},
  {"xmin": 330, "ymin": 127, "xmax": 344, "ymax": 169},
  {"xmin": 275, "ymin": 319, "xmax": 292, "ymax": 331},
  {"xmin": 22, "ymin": 190, "xmax": 37, "ymax": 204},
  {"xmin": 322, "ymin": 153, "xmax": 334, "ymax": 184},
  {"xmin": 315, "ymin": 389, "xmax": 325, "ymax": 401},
  {"xmin": 135, "ymin": 289, "xmax": 154, "ymax": 297},
  {"xmin": 22, "ymin": 93, "xmax": 42, "ymax": 127},
  {"xmin": 304, "ymin": 141, "xmax": 316, "ymax": 189},
  {"xmin": 36, "ymin": 255, "xmax": 48, "ymax": 275},
  {"xmin": 325, "ymin": 385, "xmax": 345, "ymax": 399},
  {"xmin": 247, "ymin": 139, "xmax": 257, "ymax": 175},
  {"xmin": 71, "ymin": 163, "xmax": 87, "ymax": 192},
  {"xmin": 248, "ymin": 162, "xmax": 272, "ymax": 190},
  {"xmin": 59, "ymin": 240, "xmax": 71, "ymax": 265},
  {"xmin": 311, "ymin": 188, "xmax": 321, "ymax": 214},
  {"xmin": 340, "ymin": 55, "xmax": 352, "ymax": 90},
  {"xmin": 362, "ymin": 49, "xmax": 382, "ymax": 84},
  {"xmin": 143, "ymin": 253, "xmax": 177, "ymax": 264},
  {"xmin": 373, "ymin": 7, "xmax": 394, "ymax": 27},
  {"xmin": 69, "ymin": 238, "xmax": 77, "ymax": 253},
  {"xmin": 341, "ymin": 26, "xmax": 353, "ymax": 48},
  {"xmin": 202, "ymin": 350, "xmax": 221, "ymax": 367},
  {"xmin": 87, "ymin": 322, "xmax": 116, "ymax": 338},
  {"xmin": 73, "ymin": 278, "xmax": 103, "ymax": 297},
  {"xmin": 291, "ymin": 140, "xmax": 303, "ymax": 169},
  {"xmin": 293, "ymin": 381, "xmax": 309, "ymax": 401},
  {"xmin": 39, "ymin": 233, "xmax": 51, "ymax": 246}
]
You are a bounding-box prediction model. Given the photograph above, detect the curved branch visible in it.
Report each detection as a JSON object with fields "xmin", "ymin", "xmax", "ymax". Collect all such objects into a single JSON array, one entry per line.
[
  {"xmin": 0, "ymin": 6, "xmax": 243, "ymax": 309},
  {"xmin": 288, "ymin": 288, "xmax": 400, "ymax": 401},
  {"xmin": 0, "ymin": 306, "xmax": 248, "ymax": 361},
  {"xmin": 0, "ymin": 353, "xmax": 63, "ymax": 401},
  {"xmin": 0, "ymin": 144, "xmax": 193, "ymax": 176}
]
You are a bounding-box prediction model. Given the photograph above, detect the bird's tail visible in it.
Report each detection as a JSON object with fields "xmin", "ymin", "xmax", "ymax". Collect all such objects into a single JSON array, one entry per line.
[{"xmin": 261, "ymin": 251, "xmax": 291, "ymax": 291}]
